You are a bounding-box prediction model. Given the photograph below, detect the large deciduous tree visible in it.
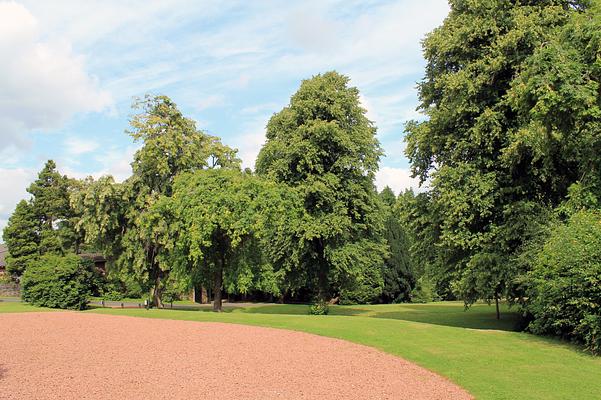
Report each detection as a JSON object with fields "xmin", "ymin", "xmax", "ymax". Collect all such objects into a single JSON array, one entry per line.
[
  {"xmin": 73, "ymin": 95, "xmax": 240, "ymax": 307},
  {"xmin": 256, "ymin": 71, "xmax": 387, "ymax": 303},
  {"xmin": 404, "ymin": 1, "xmax": 592, "ymax": 308},
  {"xmin": 165, "ymin": 169, "xmax": 301, "ymax": 311}
]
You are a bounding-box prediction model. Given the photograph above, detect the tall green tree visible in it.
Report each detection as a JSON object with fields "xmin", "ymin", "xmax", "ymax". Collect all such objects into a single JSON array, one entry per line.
[
  {"xmin": 73, "ymin": 95, "xmax": 240, "ymax": 306},
  {"xmin": 256, "ymin": 71, "xmax": 387, "ymax": 303},
  {"xmin": 3, "ymin": 160, "xmax": 79, "ymax": 278},
  {"xmin": 379, "ymin": 187, "xmax": 415, "ymax": 303},
  {"xmin": 404, "ymin": 1, "xmax": 592, "ymax": 307},
  {"xmin": 2, "ymin": 200, "xmax": 39, "ymax": 277},
  {"xmin": 27, "ymin": 160, "xmax": 77, "ymax": 255},
  {"xmin": 165, "ymin": 169, "xmax": 301, "ymax": 311}
]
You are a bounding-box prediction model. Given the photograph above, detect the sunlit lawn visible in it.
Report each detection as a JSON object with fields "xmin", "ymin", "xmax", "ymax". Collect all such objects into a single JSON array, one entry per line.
[{"xmin": 2, "ymin": 300, "xmax": 600, "ymax": 400}]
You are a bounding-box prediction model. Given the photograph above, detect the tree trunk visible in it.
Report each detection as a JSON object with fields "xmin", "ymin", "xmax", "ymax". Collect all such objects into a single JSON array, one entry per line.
[
  {"xmin": 316, "ymin": 240, "xmax": 328, "ymax": 303},
  {"xmin": 495, "ymin": 294, "xmax": 500, "ymax": 320},
  {"xmin": 201, "ymin": 286, "xmax": 208, "ymax": 304},
  {"xmin": 152, "ymin": 274, "xmax": 163, "ymax": 308},
  {"xmin": 213, "ymin": 265, "xmax": 223, "ymax": 312}
]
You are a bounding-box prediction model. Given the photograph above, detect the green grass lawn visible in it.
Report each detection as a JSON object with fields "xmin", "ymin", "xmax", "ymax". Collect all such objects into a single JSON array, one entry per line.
[{"xmin": 2, "ymin": 301, "xmax": 600, "ymax": 400}]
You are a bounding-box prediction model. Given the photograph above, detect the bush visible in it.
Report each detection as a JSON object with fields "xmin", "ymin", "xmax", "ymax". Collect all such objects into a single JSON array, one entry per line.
[
  {"xmin": 309, "ymin": 300, "xmax": 329, "ymax": 315},
  {"xmin": 101, "ymin": 285, "xmax": 124, "ymax": 301},
  {"xmin": 410, "ymin": 276, "xmax": 438, "ymax": 303},
  {"xmin": 527, "ymin": 211, "xmax": 601, "ymax": 354},
  {"xmin": 21, "ymin": 253, "xmax": 92, "ymax": 310}
]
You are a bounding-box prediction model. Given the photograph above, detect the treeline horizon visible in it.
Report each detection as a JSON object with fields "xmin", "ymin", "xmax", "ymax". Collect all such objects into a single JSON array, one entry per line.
[{"xmin": 3, "ymin": 72, "xmax": 417, "ymax": 315}]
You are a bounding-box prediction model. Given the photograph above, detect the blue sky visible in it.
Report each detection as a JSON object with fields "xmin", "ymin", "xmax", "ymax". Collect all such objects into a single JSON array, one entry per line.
[{"xmin": 0, "ymin": 0, "xmax": 449, "ymax": 231}]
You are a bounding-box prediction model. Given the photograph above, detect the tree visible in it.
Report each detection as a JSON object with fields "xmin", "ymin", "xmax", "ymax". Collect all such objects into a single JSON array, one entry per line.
[
  {"xmin": 73, "ymin": 95, "xmax": 240, "ymax": 307},
  {"xmin": 379, "ymin": 187, "xmax": 415, "ymax": 303},
  {"xmin": 527, "ymin": 211, "xmax": 601, "ymax": 354},
  {"xmin": 2, "ymin": 200, "xmax": 39, "ymax": 277},
  {"xmin": 27, "ymin": 160, "xmax": 75, "ymax": 254},
  {"xmin": 256, "ymin": 71, "xmax": 387, "ymax": 303},
  {"xmin": 3, "ymin": 160, "xmax": 79, "ymax": 278},
  {"xmin": 404, "ymin": 1, "xmax": 591, "ymax": 307},
  {"xmin": 165, "ymin": 169, "xmax": 301, "ymax": 311}
]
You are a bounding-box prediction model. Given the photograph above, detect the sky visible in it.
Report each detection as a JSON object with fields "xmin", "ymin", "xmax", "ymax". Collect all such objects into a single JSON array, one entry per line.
[{"xmin": 0, "ymin": 0, "xmax": 450, "ymax": 232}]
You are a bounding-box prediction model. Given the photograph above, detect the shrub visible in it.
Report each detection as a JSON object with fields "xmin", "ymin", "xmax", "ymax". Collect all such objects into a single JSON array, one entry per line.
[
  {"xmin": 410, "ymin": 276, "xmax": 438, "ymax": 303},
  {"xmin": 101, "ymin": 284, "xmax": 124, "ymax": 301},
  {"xmin": 527, "ymin": 211, "xmax": 601, "ymax": 354},
  {"xmin": 309, "ymin": 300, "xmax": 329, "ymax": 315},
  {"xmin": 21, "ymin": 253, "xmax": 92, "ymax": 310}
]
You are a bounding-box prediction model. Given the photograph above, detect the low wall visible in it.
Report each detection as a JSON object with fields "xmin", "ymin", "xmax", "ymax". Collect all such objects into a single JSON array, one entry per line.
[{"xmin": 0, "ymin": 282, "xmax": 20, "ymax": 297}]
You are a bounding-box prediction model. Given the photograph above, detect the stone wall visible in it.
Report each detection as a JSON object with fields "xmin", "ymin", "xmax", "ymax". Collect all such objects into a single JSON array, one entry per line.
[{"xmin": 0, "ymin": 282, "xmax": 20, "ymax": 297}]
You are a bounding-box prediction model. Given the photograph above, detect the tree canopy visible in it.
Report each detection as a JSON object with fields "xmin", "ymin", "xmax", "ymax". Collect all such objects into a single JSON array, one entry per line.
[
  {"xmin": 256, "ymin": 71, "xmax": 387, "ymax": 302},
  {"xmin": 73, "ymin": 95, "xmax": 241, "ymax": 306},
  {"xmin": 3, "ymin": 160, "xmax": 78, "ymax": 278},
  {"xmin": 404, "ymin": 0, "xmax": 596, "ymax": 307},
  {"xmin": 163, "ymin": 169, "xmax": 302, "ymax": 311}
]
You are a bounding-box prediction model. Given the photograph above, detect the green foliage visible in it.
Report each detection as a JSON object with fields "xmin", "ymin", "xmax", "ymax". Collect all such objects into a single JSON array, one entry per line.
[
  {"xmin": 165, "ymin": 169, "xmax": 301, "ymax": 310},
  {"xmin": 28, "ymin": 160, "xmax": 79, "ymax": 254},
  {"xmin": 101, "ymin": 285, "xmax": 125, "ymax": 301},
  {"xmin": 527, "ymin": 211, "xmax": 601, "ymax": 354},
  {"xmin": 21, "ymin": 253, "xmax": 92, "ymax": 310},
  {"xmin": 309, "ymin": 300, "xmax": 329, "ymax": 315},
  {"xmin": 128, "ymin": 95, "xmax": 240, "ymax": 195},
  {"xmin": 73, "ymin": 95, "xmax": 240, "ymax": 307},
  {"xmin": 3, "ymin": 160, "xmax": 81, "ymax": 278},
  {"xmin": 410, "ymin": 276, "xmax": 438, "ymax": 303},
  {"xmin": 256, "ymin": 71, "xmax": 387, "ymax": 302},
  {"xmin": 2, "ymin": 200, "xmax": 39, "ymax": 277},
  {"xmin": 379, "ymin": 187, "xmax": 415, "ymax": 303},
  {"xmin": 404, "ymin": 1, "xmax": 596, "ymax": 306}
]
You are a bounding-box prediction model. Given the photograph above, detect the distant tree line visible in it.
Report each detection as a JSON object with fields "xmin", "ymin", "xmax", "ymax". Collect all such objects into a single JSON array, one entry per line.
[{"xmin": 3, "ymin": 73, "xmax": 417, "ymax": 312}]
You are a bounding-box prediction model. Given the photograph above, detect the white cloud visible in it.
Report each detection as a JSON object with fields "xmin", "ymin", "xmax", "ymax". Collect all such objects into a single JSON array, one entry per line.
[
  {"xmin": 60, "ymin": 145, "xmax": 137, "ymax": 183},
  {"xmin": 0, "ymin": 167, "xmax": 36, "ymax": 234},
  {"xmin": 375, "ymin": 166, "xmax": 422, "ymax": 195},
  {"xmin": 94, "ymin": 146, "xmax": 137, "ymax": 183},
  {"xmin": 235, "ymin": 131, "xmax": 266, "ymax": 170},
  {"xmin": 287, "ymin": 7, "xmax": 342, "ymax": 53},
  {"xmin": 0, "ymin": 1, "xmax": 112, "ymax": 153},
  {"xmin": 196, "ymin": 95, "xmax": 225, "ymax": 111},
  {"xmin": 64, "ymin": 137, "xmax": 99, "ymax": 155}
]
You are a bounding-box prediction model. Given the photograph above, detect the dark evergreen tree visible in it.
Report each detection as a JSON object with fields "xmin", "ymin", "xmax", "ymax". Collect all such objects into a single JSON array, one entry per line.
[
  {"xmin": 2, "ymin": 200, "xmax": 39, "ymax": 277},
  {"xmin": 379, "ymin": 187, "xmax": 415, "ymax": 303}
]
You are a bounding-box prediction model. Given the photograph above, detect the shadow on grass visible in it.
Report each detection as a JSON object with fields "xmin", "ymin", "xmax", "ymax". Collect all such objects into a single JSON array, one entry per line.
[
  {"xmin": 87, "ymin": 304, "xmax": 244, "ymax": 313},
  {"xmin": 241, "ymin": 304, "xmax": 311, "ymax": 315},
  {"xmin": 87, "ymin": 300, "xmax": 523, "ymax": 331},
  {"xmin": 242, "ymin": 302, "xmax": 523, "ymax": 331},
  {"xmin": 371, "ymin": 310, "xmax": 521, "ymax": 331}
]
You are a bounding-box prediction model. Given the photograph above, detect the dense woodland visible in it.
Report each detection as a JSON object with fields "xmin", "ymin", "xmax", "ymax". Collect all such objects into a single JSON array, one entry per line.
[{"xmin": 3, "ymin": 1, "xmax": 601, "ymax": 354}]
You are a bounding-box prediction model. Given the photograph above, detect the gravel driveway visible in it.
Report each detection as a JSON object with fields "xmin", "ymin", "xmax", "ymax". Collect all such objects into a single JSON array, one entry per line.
[{"xmin": 0, "ymin": 312, "xmax": 472, "ymax": 399}]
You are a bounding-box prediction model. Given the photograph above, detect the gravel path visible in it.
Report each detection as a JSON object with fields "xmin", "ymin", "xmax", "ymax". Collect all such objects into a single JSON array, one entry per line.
[{"xmin": 0, "ymin": 312, "xmax": 472, "ymax": 400}]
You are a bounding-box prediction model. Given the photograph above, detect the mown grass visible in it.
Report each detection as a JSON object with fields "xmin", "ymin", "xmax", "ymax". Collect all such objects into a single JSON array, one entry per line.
[
  {"xmin": 0, "ymin": 301, "xmax": 53, "ymax": 313},
  {"xmin": 244, "ymin": 301, "xmax": 522, "ymax": 331},
  {"xmin": 2, "ymin": 301, "xmax": 600, "ymax": 400}
]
